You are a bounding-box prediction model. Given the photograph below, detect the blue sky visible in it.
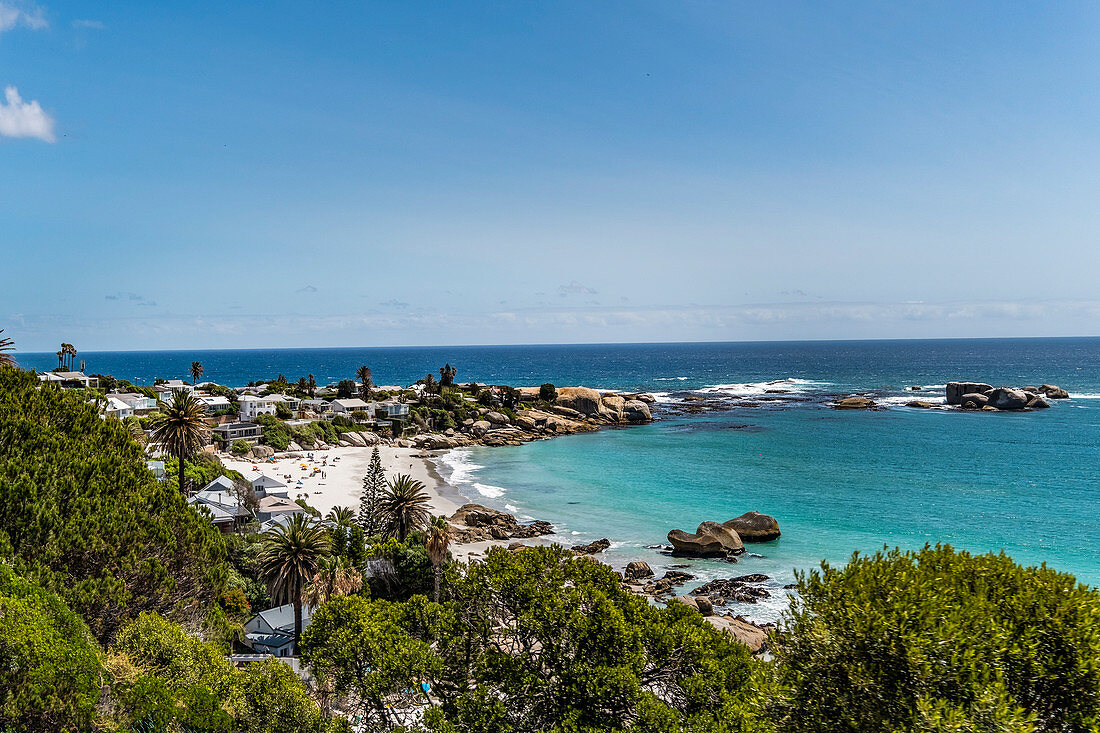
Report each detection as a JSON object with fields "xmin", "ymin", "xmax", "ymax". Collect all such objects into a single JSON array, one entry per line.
[{"xmin": 3, "ymin": 1, "xmax": 1100, "ymax": 351}]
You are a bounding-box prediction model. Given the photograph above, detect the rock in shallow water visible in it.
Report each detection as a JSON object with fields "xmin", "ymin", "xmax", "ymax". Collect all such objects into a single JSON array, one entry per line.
[
  {"xmin": 668, "ymin": 520, "xmax": 744, "ymax": 557},
  {"xmin": 722, "ymin": 511, "xmax": 781, "ymax": 542}
]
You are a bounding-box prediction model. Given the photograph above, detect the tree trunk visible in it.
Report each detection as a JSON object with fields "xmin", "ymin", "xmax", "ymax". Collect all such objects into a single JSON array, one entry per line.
[
  {"xmin": 178, "ymin": 450, "xmax": 186, "ymax": 495},
  {"xmin": 433, "ymin": 562, "xmax": 441, "ymax": 603},
  {"xmin": 293, "ymin": 585, "xmax": 303, "ymax": 656}
]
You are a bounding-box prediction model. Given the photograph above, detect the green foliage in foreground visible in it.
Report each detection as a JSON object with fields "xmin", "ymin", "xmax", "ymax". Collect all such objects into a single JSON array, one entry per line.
[
  {"xmin": 769, "ymin": 544, "xmax": 1100, "ymax": 733},
  {"xmin": 0, "ymin": 368, "xmax": 229, "ymax": 642},
  {"xmin": 303, "ymin": 545, "xmax": 768, "ymax": 732},
  {"xmin": 0, "ymin": 564, "xmax": 101, "ymax": 732}
]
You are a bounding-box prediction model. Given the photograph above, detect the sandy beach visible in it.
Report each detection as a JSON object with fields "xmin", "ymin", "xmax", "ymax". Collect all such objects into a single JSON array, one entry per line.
[{"xmin": 222, "ymin": 445, "xmax": 525, "ymax": 562}]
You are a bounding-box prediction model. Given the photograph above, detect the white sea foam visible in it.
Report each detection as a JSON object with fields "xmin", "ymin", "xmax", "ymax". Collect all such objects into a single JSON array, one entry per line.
[
  {"xmin": 504, "ymin": 503, "xmax": 519, "ymax": 513},
  {"xmin": 877, "ymin": 394, "xmax": 948, "ymax": 408},
  {"xmin": 698, "ymin": 378, "xmax": 831, "ymax": 398},
  {"xmin": 653, "ymin": 376, "xmax": 690, "ymax": 381},
  {"xmin": 472, "ymin": 482, "xmax": 506, "ymax": 499},
  {"xmin": 435, "ymin": 448, "xmax": 483, "ymax": 486}
]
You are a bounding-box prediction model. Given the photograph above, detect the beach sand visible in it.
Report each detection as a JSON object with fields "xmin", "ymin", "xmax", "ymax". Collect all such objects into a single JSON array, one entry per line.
[{"xmin": 222, "ymin": 445, "xmax": 524, "ymax": 562}]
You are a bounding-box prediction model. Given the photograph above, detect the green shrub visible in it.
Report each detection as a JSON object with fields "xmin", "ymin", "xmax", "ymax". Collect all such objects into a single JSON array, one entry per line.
[
  {"xmin": 769, "ymin": 544, "xmax": 1100, "ymax": 733},
  {"xmin": 275, "ymin": 402, "xmax": 293, "ymax": 419},
  {"xmin": 539, "ymin": 382, "xmax": 557, "ymax": 402},
  {"xmin": 230, "ymin": 440, "xmax": 252, "ymax": 456},
  {"xmin": 0, "ymin": 565, "xmax": 102, "ymax": 732}
]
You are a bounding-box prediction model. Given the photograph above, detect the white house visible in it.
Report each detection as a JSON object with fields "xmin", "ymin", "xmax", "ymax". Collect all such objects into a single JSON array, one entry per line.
[
  {"xmin": 38, "ymin": 371, "xmax": 98, "ymax": 390},
  {"xmin": 301, "ymin": 399, "xmax": 331, "ymax": 415},
  {"xmin": 244, "ymin": 603, "xmax": 315, "ymax": 657},
  {"xmin": 246, "ymin": 470, "xmax": 289, "ymax": 498},
  {"xmin": 155, "ymin": 381, "xmax": 195, "ymax": 403},
  {"xmin": 238, "ymin": 395, "xmax": 278, "ymax": 421},
  {"xmin": 107, "ymin": 392, "xmax": 159, "ymax": 414},
  {"xmin": 329, "ymin": 398, "xmax": 371, "ymax": 415},
  {"xmin": 105, "ymin": 396, "xmax": 134, "ymax": 419},
  {"xmin": 376, "ymin": 399, "xmax": 410, "ymax": 419},
  {"xmin": 266, "ymin": 393, "xmax": 301, "ymax": 412},
  {"xmin": 195, "ymin": 394, "xmax": 232, "ymax": 414}
]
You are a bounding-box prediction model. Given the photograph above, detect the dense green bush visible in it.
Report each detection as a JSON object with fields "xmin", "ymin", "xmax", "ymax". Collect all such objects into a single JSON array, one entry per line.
[
  {"xmin": 164, "ymin": 451, "xmax": 242, "ymax": 492},
  {"xmin": 275, "ymin": 402, "xmax": 293, "ymax": 419},
  {"xmin": 769, "ymin": 544, "xmax": 1100, "ymax": 733},
  {"xmin": 0, "ymin": 565, "xmax": 102, "ymax": 732},
  {"xmin": 231, "ymin": 439, "xmax": 252, "ymax": 456},
  {"xmin": 0, "ymin": 369, "xmax": 229, "ymax": 642},
  {"xmin": 539, "ymin": 382, "xmax": 557, "ymax": 402},
  {"xmin": 305, "ymin": 546, "xmax": 767, "ymax": 732}
]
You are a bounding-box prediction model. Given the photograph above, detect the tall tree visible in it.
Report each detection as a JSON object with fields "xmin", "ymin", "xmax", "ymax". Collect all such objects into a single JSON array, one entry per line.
[
  {"xmin": 425, "ymin": 515, "xmax": 452, "ymax": 603},
  {"xmin": 150, "ymin": 390, "xmax": 210, "ymax": 496},
  {"xmin": 379, "ymin": 474, "xmax": 431, "ymax": 542},
  {"xmin": 356, "ymin": 365, "xmax": 373, "ymax": 401},
  {"xmin": 306, "ymin": 374, "xmax": 316, "ymax": 398},
  {"xmin": 439, "ymin": 363, "xmax": 457, "ymax": 388},
  {"xmin": 190, "ymin": 361, "xmax": 204, "ymax": 383},
  {"xmin": 303, "ymin": 555, "xmax": 362, "ymax": 607},
  {"xmin": 358, "ymin": 447, "xmax": 385, "ymax": 536},
  {"xmin": 257, "ymin": 514, "xmax": 330, "ymax": 655},
  {"xmin": 422, "ymin": 373, "xmax": 437, "ymax": 397},
  {"xmin": 0, "ymin": 330, "xmax": 15, "ymax": 369},
  {"xmin": 56, "ymin": 350, "xmax": 62, "ymax": 369}
]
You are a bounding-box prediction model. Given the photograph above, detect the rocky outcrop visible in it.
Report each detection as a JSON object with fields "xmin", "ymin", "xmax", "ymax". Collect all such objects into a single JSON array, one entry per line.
[
  {"xmin": 987, "ymin": 387, "xmax": 1028, "ymax": 411},
  {"xmin": 571, "ymin": 538, "xmax": 611, "ymax": 555},
  {"xmin": 833, "ymin": 396, "xmax": 876, "ymax": 409},
  {"xmin": 948, "ymin": 381, "xmax": 1068, "ymax": 410},
  {"xmin": 705, "ymin": 615, "xmax": 769, "ymax": 653},
  {"xmin": 722, "ymin": 511, "xmax": 780, "ymax": 542},
  {"xmin": 555, "ymin": 387, "xmax": 603, "ymax": 416},
  {"xmin": 947, "ymin": 382, "xmax": 994, "ymax": 405},
  {"xmin": 449, "ymin": 503, "xmax": 554, "ymax": 542},
  {"xmin": 691, "ymin": 576, "xmax": 772, "ymax": 605},
  {"xmin": 667, "ymin": 521, "xmax": 744, "ymax": 557},
  {"xmin": 624, "ymin": 560, "xmax": 654, "ymax": 580},
  {"xmin": 251, "ymin": 444, "xmax": 275, "ymax": 459},
  {"xmin": 623, "ymin": 400, "xmax": 652, "ymax": 422},
  {"xmin": 905, "ymin": 400, "xmax": 938, "ymax": 409}
]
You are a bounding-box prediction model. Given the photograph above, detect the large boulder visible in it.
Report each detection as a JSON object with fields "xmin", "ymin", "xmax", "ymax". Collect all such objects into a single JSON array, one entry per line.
[
  {"xmin": 987, "ymin": 387, "xmax": 1028, "ymax": 411},
  {"xmin": 668, "ymin": 521, "xmax": 744, "ymax": 557},
  {"xmin": 705, "ymin": 615, "xmax": 768, "ymax": 653},
  {"xmin": 342, "ymin": 430, "xmax": 367, "ymax": 447},
  {"xmin": 571, "ymin": 538, "xmax": 611, "ymax": 555},
  {"xmin": 624, "ymin": 560, "xmax": 654, "ymax": 580},
  {"xmin": 555, "ymin": 387, "xmax": 603, "ymax": 417},
  {"xmin": 623, "ymin": 400, "xmax": 653, "ymax": 422},
  {"xmin": 599, "ymin": 394, "xmax": 626, "ymax": 422},
  {"xmin": 1040, "ymin": 384, "xmax": 1069, "ymax": 399},
  {"xmin": 251, "ymin": 444, "xmax": 274, "ymax": 459},
  {"xmin": 287, "ymin": 441, "xmax": 303, "ymax": 452},
  {"xmin": 471, "ymin": 420, "xmax": 492, "ymax": 437},
  {"xmin": 722, "ymin": 511, "xmax": 780, "ymax": 542},
  {"xmin": 485, "ymin": 411, "xmax": 510, "ymax": 425},
  {"xmin": 833, "ymin": 396, "xmax": 876, "ymax": 409},
  {"xmin": 946, "ymin": 382, "xmax": 994, "ymax": 405},
  {"xmin": 958, "ymin": 392, "xmax": 989, "ymax": 409},
  {"xmin": 1027, "ymin": 396, "xmax": 1051, "ymax": 409}
]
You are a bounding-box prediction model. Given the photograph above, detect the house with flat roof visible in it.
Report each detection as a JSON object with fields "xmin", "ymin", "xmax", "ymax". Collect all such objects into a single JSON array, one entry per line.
[
  {"xmin": 38, "ymin": 371, "xmax": 98, "ymax": 390},
  {"xmin": 107, "ymin": 392, "xmax": 159, "ymax": 414},
  {"xmin": 329, "ymin": 398, "xmax": 371, "ymax": 415},
  {"xmin": 266, "ymin": 393, "xmax": 301, "ymax": 412},
  {"xmin": 212, "ymin": 422, "xmax": 262, "ymax": 443},
  {"xmin": 238, "ymin": 395, "xmax": 278, "ymax": 421}
]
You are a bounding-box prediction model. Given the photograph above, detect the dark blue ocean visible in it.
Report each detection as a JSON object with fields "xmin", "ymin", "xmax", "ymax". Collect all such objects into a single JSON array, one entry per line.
[{"xmin": 19, "ymin": 339, "xmax": 1100, "ymax": 621}]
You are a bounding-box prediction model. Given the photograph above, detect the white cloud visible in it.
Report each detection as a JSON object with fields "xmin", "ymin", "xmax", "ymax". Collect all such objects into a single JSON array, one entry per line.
[
  {"xmin": 72, "ymin": 18, "xmax": 103, "ymax": 30},
  {"xmin": 557, "ymin": 281, "xmax": 598, "ymax": 297},
  {"xmin": 0, "ymin": 86, "xmax": 56, "ymax": 142},
  {"xmin": 0, "ymin": 2, "xmax": 46, "ymax": 34}
]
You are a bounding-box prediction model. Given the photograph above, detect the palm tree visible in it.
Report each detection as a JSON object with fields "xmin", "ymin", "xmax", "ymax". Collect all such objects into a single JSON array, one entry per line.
[
  {"xmin": 257, "ymin": 514, "xmax": 330, "ymax": 655},
  {"xmin": 307, "ymin": 374, "xmax": 316, "ymax": 398},
  {"xmin": 0, "ymin": 330, "xmax": 15, "ymax": 369},
  {"xmin": 56, "ymin": 350, "xmax": 63, "ymax": 369},
  {"xmin": 303, "ymin": 555, "xmax": 362, "ymax": 607},
  {"xmin": 439, "ymin": 363, "xmax": 457, "ymax": 388},
  {"xmin": 422, "ymin": 373, "xmax": 437, "ymax": 397},
  {"xmin": 379, "ymin": 474, "xmax": 431, "ymax": 541},
  {"xmin": 190, "ymin": 361, "xmax": 203, "ymax": 383},
  {"xmin": 149, "ymin": 390, "xmax": 210, "ymax": 495},
  {"xmin": 326, "ymin": 505, "xmax": 356, "ymax": 529},
  {"xmin": 425, "ymin": 515, "xmax": 452, "ymax": 603},
  {"xmin": 356, "ymin": 365, "xmax": 373, "ymax": 401}
]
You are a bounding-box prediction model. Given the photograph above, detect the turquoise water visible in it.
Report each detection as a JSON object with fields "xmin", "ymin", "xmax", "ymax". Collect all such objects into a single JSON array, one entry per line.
[{"xmin": 20, "ymin": 338, "xmax": 1100, "ymax": 621}]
